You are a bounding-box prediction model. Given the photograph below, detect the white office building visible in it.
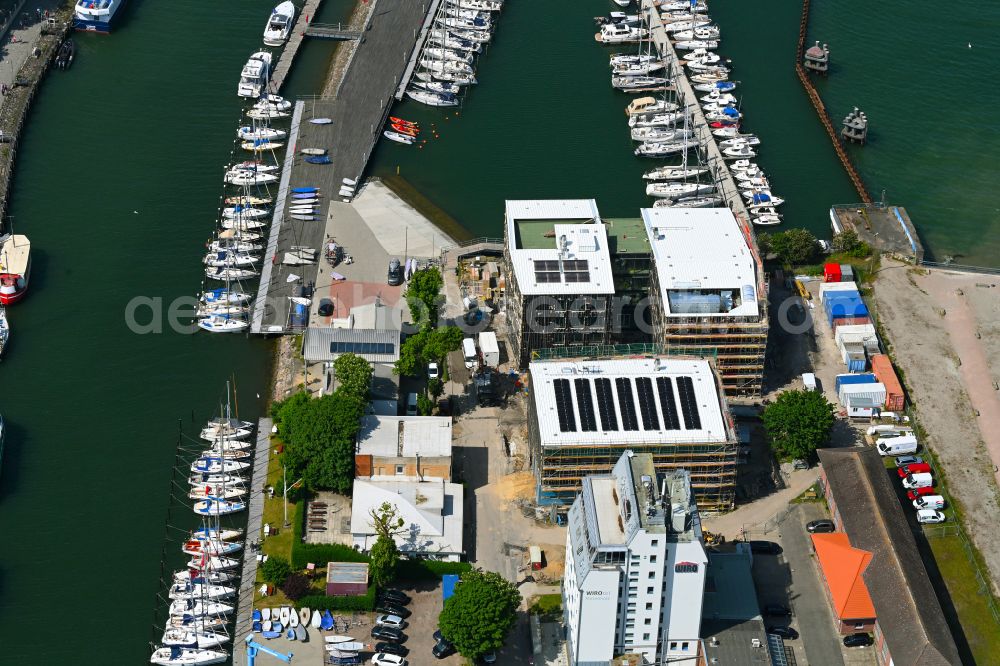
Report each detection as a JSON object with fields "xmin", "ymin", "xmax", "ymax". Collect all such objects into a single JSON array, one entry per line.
[{"xmin": 563, "ymin": 450, "xmax": 707, "ymax": 666}]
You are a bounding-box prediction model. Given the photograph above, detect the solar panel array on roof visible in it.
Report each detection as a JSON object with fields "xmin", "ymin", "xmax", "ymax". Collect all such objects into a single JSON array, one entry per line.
[
  {"xmin": 562, "ymin": 259, "xmax": 591, "ymax": 284},
  {"xmin": 676, "ymin": 376, "xmax": 702, "ymax": 430},
  {"xmin": 330, "ymin": 341, "xmax": 395, "ymax": 355},
  {"xmin": 615, "ymin": 378, "xmax": 640, "ymax": 431},
  {"xmin": 594, "ymin": 378, "xmax": 618, "ymax": 431},
  {"xmin": 532, "ymin": 259, "xmax": 590, "ymax": 284},
  {"xmin": 656, "ymin": 377, "xmax": 681, "ymax": 430},
  {"xmin": 574, "ymin": 378, "xmax": 598, "ymax": 432},
  {"xmin": 554, "ymin": 378, "xmax": 577, "ymax": 432},
  {"xmin": 635, "ymin": 377, "xmax": 660, "ymax": 431}
]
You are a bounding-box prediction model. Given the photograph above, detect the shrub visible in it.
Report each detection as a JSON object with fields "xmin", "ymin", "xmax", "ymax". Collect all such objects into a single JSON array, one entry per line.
[
  {"xmin": 396, "ymin": 559, "xmax": 472, "ymax": 580},
  {"xmin": 261, "ymin": 555, "xmax": 292, "ymax": 586},
  {"xmin": 295, "ymin": 585, "xmax": 377, "ymax": 612},
  {"xmin": 281, "ymin": 574, "xmax": 312, "ymax": 601}
]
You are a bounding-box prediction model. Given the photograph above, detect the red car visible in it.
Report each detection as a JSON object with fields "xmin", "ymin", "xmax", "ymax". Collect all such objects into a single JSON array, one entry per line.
[
  {"xmin": 897, "ymin": 463, "xmax": 932, "ymax": 477},
  {"xmin": 907, "ymin": 486, "xmax": 937, "ymax": 500}
]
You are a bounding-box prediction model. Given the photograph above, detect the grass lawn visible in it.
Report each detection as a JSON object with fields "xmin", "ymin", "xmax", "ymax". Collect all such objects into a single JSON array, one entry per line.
[
  {"xmin": 927, "ymin": 534, "xmax": 1000, "ymax": 662},
  {"xmin": 529, "ymin": 593, "xmax": 562, "ymax": 619},
  {"xmin": 253, "ymin": 439, "xmax": 299, "ymax": 609}
]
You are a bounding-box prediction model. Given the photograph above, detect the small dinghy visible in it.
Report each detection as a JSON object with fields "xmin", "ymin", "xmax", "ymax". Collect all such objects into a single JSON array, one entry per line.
[
  {"xmin": 324, "ymin": 636, "xmax": 355, "ymax": 643},
  {"xmin": 290, "ymin": 198, "xmax": 318, "ymax": 205},
  {"xmin": 320, "ymin": 610, "xmax": 335, "ymax": 631},
  {"xmin": 305, "ymin": 156, "xmax": 332, "ymax": 164},
  {"xmin": 241, "ymin": 140, "xmax": 284, "ymax": 152},
  {"xmin": 292, "ymin": 187, "xmax": 319, "ymax": 193},
  {"xmin": 309, "ymin": 118, "xmax": 333, "ymax": 124},
  {"xmin": 310, "ymin": 610, "xmax": 322, "ymax": 629},
  {"xmin": 292, "ymin": 193, "xmax": 318, "ymax": 199},
  {"xmin": 295, "ymin": 624, "xmax": 308, "ymax": 642},
  {"xmin": 383, "ymin": 130, "xmax": 414, "ymax": 145},
  {"xmin": 300, "ymin": 148, "xmax": 327, "ymax": 156},
  {"xmin": 299, "ymin": 608, "xmax": 311, "ymax": 625},
  {"xmin": 290, "ymin": 214, "xmax": 316, "ymax": 222},
  {"xmin": 262, "ymin": 608, "xmax": 272, "ymax": 621},
  {"xmin": 150, "ymin": 647, "xmax": 228, "ymax": 665},
  {"xmin": 279, "ymin": 607, "xmax": 291, "ymax": 625},
  {"xmin": 289, "ymin": 609, "xmax": 300, "ymax": 628}
]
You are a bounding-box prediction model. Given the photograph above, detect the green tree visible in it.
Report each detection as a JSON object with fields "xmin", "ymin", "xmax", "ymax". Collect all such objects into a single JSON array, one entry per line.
[
  {"xmin": 333, "ymin": 353, "xmax": 374, "ymax": 401},
  {"xmin": 439, "ymin": 569, "xmax": 522, "ymax": 659},
  {"xmin": 762, "ymin": 389, "xmax": 835, "ymax": 460},
  {"xmin": 769, "ymin": 228, "xmax": 819, "ymax": 265},
  {"xmin": 832, "ymin": 230, "xmax": 871, "ymax": 258},
  {"xmin": 406, "ymin": 267, "xmax": 444, "ymax": 329},
  {"xmin": 282, "ymin": 390, "xmax": 366, "ymax": 494},
  {"xmin": 368, "ymin": 502, "xmax": 406, "ymax": 588},
  {"xmin": 394, "ymin": 329, "xmax": 429, "ymax": 377},
  {"xmin": 261, "ymin": 555, "xmax": 292, "ymax": 586},
  {"xmin": 756, "ymin": 231, "xmax": 772, "ymax": 258},
  {"xmin": 271, "ymin": 391, "xmax": 311, "ymax": 442},
  {"xmin": 428, "ymin": 378, "xmax": 444, "ymax": 400},
  {"xmin": 424, "ymin": 325, "xmax": 464, "ymax": 364},
  {"xmin": 417, "ymin": 393, "xmax": 434, "ymax": 416}
]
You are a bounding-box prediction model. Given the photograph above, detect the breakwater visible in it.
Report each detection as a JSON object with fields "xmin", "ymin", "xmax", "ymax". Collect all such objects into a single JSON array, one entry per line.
[
  {"xmin": 0, "ymin": 8, "xmax": 71, "ymax": 223},
  {"xmin": 795, "ymin": 0, "xmax": 871, "ymax": 205}
]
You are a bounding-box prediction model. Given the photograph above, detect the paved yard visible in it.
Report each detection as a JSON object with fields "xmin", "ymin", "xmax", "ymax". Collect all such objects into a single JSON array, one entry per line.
[{"xmin": 753, "ymin": 503, "xmax": 878, "ymax": 666}]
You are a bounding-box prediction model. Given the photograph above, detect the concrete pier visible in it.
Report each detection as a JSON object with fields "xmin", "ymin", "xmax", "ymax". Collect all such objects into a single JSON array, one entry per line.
[{"xmin": 232, "ymin": 418, "xmax": 273, "ymax": 641}]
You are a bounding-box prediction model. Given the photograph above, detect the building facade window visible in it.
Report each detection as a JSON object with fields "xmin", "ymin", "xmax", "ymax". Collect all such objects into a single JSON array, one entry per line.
[{"xmin": 395, "ymin": 464, "xmax": 404, "ymax": 475}]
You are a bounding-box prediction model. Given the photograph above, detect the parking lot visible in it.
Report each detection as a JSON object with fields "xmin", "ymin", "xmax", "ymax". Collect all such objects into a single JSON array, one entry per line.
[
  {"xmin": 749, "ymin": 503, "xmax": 878, "ymax": 666},
  {"xmin": 378, "ymin": 583, "xmax": 466, "ymax": 665}
]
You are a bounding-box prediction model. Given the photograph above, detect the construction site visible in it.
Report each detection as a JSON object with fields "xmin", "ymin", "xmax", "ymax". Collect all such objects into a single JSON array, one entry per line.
[{"xmin": 525, "ymin": 356, "xmax": 740, "ymax": 515}]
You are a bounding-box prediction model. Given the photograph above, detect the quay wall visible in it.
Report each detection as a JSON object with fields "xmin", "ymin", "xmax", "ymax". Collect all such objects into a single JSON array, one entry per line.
[
  {"xmin": 0, "ymin": 8, "xmax": 72, "ymax": 226},
  {"xmin": 795, "ymin": 0, "xmax": 872, "ymax": 204}
]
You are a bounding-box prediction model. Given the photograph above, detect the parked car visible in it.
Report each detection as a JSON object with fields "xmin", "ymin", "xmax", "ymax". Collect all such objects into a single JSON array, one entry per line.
[
  {"xmin": 792, "ymin": 459, "xmax": 809, "ymax": 470},
  {"xmin": 377, "ymin": 603, "xmax": 411, "ymax": 618},
  {"xmin": 432, "ymin": 630, "xmax": 456, "ymax": 659},
  {"xmin": 894, "ymin": 455, "xmax": 924, "ymax": 467},
  {"xmin": 376, "ymin": 614, "xmax": 406, "ymax": 629},
  {"xmin": 806, "ymin": 519, "xmax": 835, "ymax": 534},
  {"xmin": 916, "ymin": 509, "xmax": 946, "ymax": 524},
  {"xmin": 907, "ymin": 486, "xmax": 937, "ymax": 500},
  {"xmin": 371, "ymin": 626, "xmax": 406, "ymax": 643},
  {"xmin": 896, "ymin": 462, "xmax": 932, "ymax": 477},
  {"xmin": 766, "ymin": 626, "xmax": 798, "ymax": 640},
  {"xmin": 372, "ymin": 654, "xmax": 407, "ymax": 666},
  {"xmin": 428, "ymin": 362, "xmax": 440, "ymax": 380},
  {"xmin": 749, "ymin": 540, "xmax": 782, "ymax": 555},
  {"xmin": 912, "ymin": 495, "xmax": 945, "ymax": 510},
  {"xmin": 379, "ymin": 590, "xmax": 411, "ymax": 606},
  {"xmin": 375, "ymin": 642, "xmax": 409, "ymax": 657},
  {"xmin": 481, "ymin": 652, "xmax": 497, "ymax": 664},
  {"xmin": 843, "ymin": 633, "xmax": 873, "ymax": 648},
  {"xmin": 764, "ymin": 604, "xmax": 792, "ymax": 617}
]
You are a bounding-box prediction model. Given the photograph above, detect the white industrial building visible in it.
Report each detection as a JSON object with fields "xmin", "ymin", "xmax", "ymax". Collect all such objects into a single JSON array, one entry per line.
[{"xmin": 563, "ymin": 450, "xmax": 708, "ymax": 665}]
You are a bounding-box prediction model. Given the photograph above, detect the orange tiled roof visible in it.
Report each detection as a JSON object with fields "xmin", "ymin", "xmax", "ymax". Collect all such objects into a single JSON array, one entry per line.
[{"xmin": 812, "ymin": 533, "xmax": 877, "ymax": 619}]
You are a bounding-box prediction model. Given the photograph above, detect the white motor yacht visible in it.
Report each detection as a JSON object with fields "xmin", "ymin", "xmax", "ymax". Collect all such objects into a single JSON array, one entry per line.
[
  {"xmin": 263, "ymin": 1, "xmax": 296, "ymax": 46},
  {"xmin": 237, "ymin": 52, "xmax": 271, "ymax": 98}
]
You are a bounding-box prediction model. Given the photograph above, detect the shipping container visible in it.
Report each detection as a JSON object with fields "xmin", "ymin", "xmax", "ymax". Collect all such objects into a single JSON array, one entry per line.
[
  {"xmin": 824, "ymin": 263, "xmax": 842, "ymax": 282},
  {"xmin": 835, "ymin": 324, "xmax": 879, "ymax": 347},
  {"xmin": 819, "ymin": 281, "xmax": 858, "ymax": 303},
  {"xmin": 478, "ymin": 331, "xmax": 500, "ymax": 367},
  {"xmin": 826, "ymin": 297, "xmax": 869, "ymax": 325},
  {"xmin": 835, "ymin": 373, "xmax": 877, "ymax": 393},
  {"xmin": 839, "ymin": 382, "xmax": 886, "ymax": 405},
  {"xmin": 841, "ymin": 264, "xmax": 855, "ymax": 280},
  {"xmin": 833, "ymin": 316, "xmax": 871, "ymax": 332},
  {"xmin": 870, "ymin": 353, "xmax": 905, "ymax": 411}
]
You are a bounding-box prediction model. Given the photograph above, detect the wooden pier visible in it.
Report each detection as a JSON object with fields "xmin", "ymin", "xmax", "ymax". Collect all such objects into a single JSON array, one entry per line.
[
  {"xmin": 269, "ymin": 0, "xmax": 325, "ymax": 92},
  {"xmin": 232, "ymin": 418, "xmax": 274, "ymax": 642},
  {"xmin": 795, "ymin": 0, "xmax": 871, "ymax": 204},
  {"xmin": 0, "ymin": 9, "xmax": 72, "ymax": 226}
]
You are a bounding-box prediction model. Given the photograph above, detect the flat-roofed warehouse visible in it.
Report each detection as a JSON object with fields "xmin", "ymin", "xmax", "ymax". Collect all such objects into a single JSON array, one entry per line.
[
  {"xmin": 527, "ymin": 356, "xmax": 738, "ymax": 513},
  {"xmin": 643, "ymin": 207, "xmax": 768, "ymax": 396}
]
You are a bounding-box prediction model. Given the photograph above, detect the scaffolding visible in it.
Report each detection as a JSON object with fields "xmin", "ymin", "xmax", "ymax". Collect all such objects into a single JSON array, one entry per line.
[{"xmin": 525, "ymin": 355, "xmax": 739, "ymax": 514}]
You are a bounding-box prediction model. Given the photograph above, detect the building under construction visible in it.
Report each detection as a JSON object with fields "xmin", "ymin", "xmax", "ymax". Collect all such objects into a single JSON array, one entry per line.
[
  {"xmin": 527, "ymin": 356, "xmax": 739, "ymax": 514},
  {"xmin": 502, "ymin": 200, "xmax": 616, "ymax": 368},
  {"xmin": 642, "ymin": 208, "xmax": 768, "ymax": 397}
]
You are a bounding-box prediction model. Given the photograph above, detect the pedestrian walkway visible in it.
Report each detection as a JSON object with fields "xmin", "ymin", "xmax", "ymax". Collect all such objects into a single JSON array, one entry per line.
[{"xmin": 0, "ymin": 0, "xmax": 63, "ymax": 93}]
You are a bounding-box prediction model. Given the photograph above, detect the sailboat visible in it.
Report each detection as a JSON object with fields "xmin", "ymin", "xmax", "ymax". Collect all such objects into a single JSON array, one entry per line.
[
  {"xmin": 150, "ymin": 647, "xmax": 228, "ymax": 665},
  {"xmin": 161, "ymin": 628, "xmax": 231, "ymax": 650},
  {"xmin": 643, "ymin": 165, "xmax": 709, "ymax": 181},
  {"xmin": 191, "ymin": 457, "xmax": 250, "ymax": 475},
  {"xmin": 168, "ymin": 579, "xmax": 237, "ymax": 600},
  {"xmin": 193, "ymin": 497, "xmax": 247, "ymax": 516}
]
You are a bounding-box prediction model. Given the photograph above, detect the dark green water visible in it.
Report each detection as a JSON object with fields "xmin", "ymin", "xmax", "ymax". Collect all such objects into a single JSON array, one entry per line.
[
  {"xmin": 0, "ymin": 0, "xmax": 337, "ymax": 661},
  {"xmin": 370, "ymin": 0, "xmax": 996, "ymax": 265}
]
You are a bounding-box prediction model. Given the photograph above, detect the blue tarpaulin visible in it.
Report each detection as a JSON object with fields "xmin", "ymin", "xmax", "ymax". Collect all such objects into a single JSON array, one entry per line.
[{"xmin": 443, "ymin": 574, "xmax": 459, "ymax": 600}]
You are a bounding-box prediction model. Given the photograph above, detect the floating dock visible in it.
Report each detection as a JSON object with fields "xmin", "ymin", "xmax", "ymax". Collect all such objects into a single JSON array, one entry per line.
[
  {"xmin": 268, "ymin": 0, "xmax": 325, "ymax": 91},
  {"xmin": 232, "ymin": 418, "xmax": 273, "ymax": 641},
  {"xmin": 395, "ymin": 0, "xmax": 445, "ymax": 99}
]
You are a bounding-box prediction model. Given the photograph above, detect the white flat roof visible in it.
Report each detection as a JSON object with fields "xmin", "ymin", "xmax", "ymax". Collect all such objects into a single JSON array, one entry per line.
[
  {"xmin": 642, "ymin": 208, "xmax": 760, "ymax": 318},
  {"xmin": 0, "ymin": 235, "xmax": 30, "ymax": 275},
  {"xmin": 351, "ymin": 479, "xmax": 463, "ymax": 556},
  {"xmin": 590, "ymin": 477, "xmax": 625, "ymax": 544},
  {"xmin": 529, "ymin": 357, "xmax": 728, "ymax": 445},
  {"xmin": 356, "ymin": 415, "xmax": 452, "ymax": 458},
  {"xmin": 506, "ymin": 199, "xmax": 615, "ymax": 296}
]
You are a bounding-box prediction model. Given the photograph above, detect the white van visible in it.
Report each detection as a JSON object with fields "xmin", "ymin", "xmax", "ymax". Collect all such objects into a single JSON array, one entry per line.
[
  {"xmin": 876, "ymin": 434, "xmax": 918, "ymax": 456},
  {"xmin": 406, "ymin": 393, "xmax": 418, "ymax": 416},
  {"xmin": 902, "ymin": 472, "xmax": 933, "ymax": 489},
  {"xmin": 912, "ymin": 495, "xmax": 945, "ymax": 510},
  {"xmin": 462, "ymin": 338, "xmax": 477, "ymax": 369},
  {"xmin": 916, "ymin": 509, "xmax": 946, "ymax": 524}
]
